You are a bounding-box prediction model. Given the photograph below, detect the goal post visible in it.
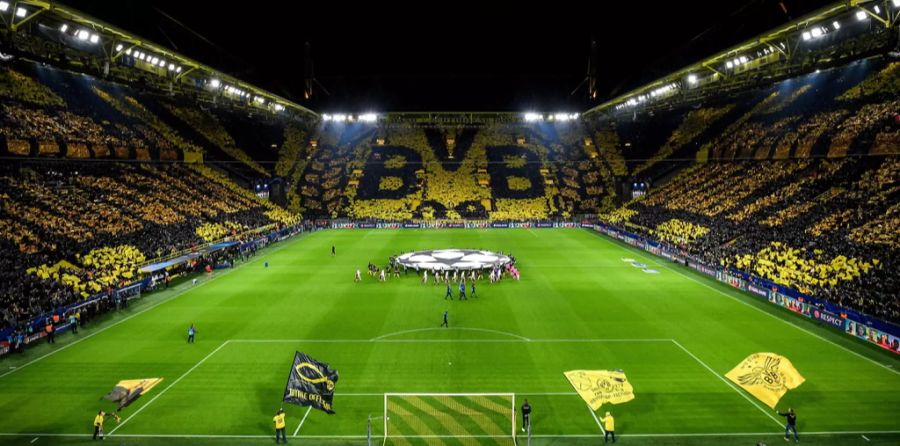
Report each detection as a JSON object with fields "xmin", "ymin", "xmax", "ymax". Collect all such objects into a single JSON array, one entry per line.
[{"xmin": 383, "ymin": 393, "xmax": 517, "ymax": 445}]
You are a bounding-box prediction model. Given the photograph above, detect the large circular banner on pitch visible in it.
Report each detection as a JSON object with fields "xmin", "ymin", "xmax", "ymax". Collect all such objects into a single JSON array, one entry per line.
[{"xmin": 395, "ymin": 249, "xmax": 512, "ymax": 271}]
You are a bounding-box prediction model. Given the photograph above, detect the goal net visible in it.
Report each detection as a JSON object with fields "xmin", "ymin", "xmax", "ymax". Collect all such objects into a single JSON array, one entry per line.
[{"xmin": 383, "ymin": 393, "xmax": 517, "ymax": 446}]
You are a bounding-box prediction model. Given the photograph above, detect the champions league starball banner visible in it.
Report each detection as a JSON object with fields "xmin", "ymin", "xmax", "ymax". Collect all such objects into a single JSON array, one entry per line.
[{"xmin": 283, "ymin": 352, "xmax": 339, "ymax": 414}]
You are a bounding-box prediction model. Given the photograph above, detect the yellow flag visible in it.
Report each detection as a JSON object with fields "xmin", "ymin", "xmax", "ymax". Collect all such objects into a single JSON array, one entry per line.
[
  {"xmin": 725, "ymin": 353, "xmax": 804, "ymax": 409},
  {"xmin": 563, "ymin": 370, "xmax": 635, "ymax": 410},
  {"xmin": 102, "ymin": 378, "xmax": 164, "ymax": 409}
]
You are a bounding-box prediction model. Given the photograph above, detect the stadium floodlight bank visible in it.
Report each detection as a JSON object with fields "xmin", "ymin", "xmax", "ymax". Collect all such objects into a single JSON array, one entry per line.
[{"xmin": 380, "ymin": 393, "xmax": 517, "ymax": 445}]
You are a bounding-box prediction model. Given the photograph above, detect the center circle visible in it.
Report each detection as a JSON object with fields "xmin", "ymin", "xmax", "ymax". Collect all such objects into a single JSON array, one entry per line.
[{"xmin": 394, "ymin": 249, "xmax": 513, "ymax": 271}]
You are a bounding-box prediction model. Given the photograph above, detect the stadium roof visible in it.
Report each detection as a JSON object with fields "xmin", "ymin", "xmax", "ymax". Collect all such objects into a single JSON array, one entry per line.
[
  {"xmin": 585, "ymin": 0, "xmax": 900, "ymax": 117},
  {"xmin": 54, "ymin": 0, "xmax": 841, "ymax": 112},
  {"xmin": 1, "ymin": 0, "xmax": 317, "ymax": 118}
]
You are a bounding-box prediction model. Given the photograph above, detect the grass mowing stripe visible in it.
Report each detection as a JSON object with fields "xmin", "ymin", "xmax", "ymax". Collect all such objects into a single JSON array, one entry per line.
[
  {"xmin": 108, "ymin": 340, "xmax": 232, "ymax": 435},
  {"xmin": 387, "ymin": 398, "xmax": 446, "ymax": 446},
  {"xmin": 591, "ymin": 230, "xmax": 900, "ymax": 375},
  {"xmin": 669, "ymin": 339, "xmax": 784, "ymax": 428},
  {"xmin": 405, "ymin": 396, "xmax": 482, "ymax": 446},
  {"xmin": 427, "ymin": 396, "xmax": 495, "ymax": 437},
  {"xmin": 292, "ymin": 406, "xmax": 312, "ymax": 437}
]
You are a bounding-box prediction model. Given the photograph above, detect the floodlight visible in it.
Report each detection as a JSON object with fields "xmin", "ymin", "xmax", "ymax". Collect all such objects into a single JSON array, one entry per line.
[
  {"xmin": 801, "ymin": 31, "xmax": 812, "ymax": 41},
  {"xmin": 810, "ymin": 27, "xmax": 823, "ymax": 38},
  {"xmin": 524, "ymin": 112, "xmax": 542, "ymax": 122},
  {"xmin": 726, "ymin": 61, "xmax": 734, "ymax": 69},
  {"xmin": 15, "ymin": 7, "xmax": 26, "ymax": 18},
  {"xmin": 0, "ymin": 2, "xmax": 9, "ymax": 12},
  {"xmin": 856, "ymin": 10, "xmax": 868, "ymax": 21},
  {"xmin": 89, "ymin": 34, "xmax": 99, "ymax": 44},
  {"xmin": 358, "ymin": 113, "xmax": 377, "ymax": 122},
  {"xmin": 210, "ymin": 79, "xmax": 221, "ymax": 88},
  {"xmin": 687, "ymin": 74, "xmax": 698, "ymax": 84},
  {"xmin": 832, "ymin": 21, "xmax": 840, "ymax": 30},
  {"xmin": 59, "ymin": 24, "xmax": 68, "ymax": 32},
  {"xmin": 77, "ymin": 30, "xmax": 89, "ymax": 41},
  {"xmin": 115, "ymin": 44, "xmax": 124, "ymax": 52},
  {"xmin": 873, "ymin": 5, "xmax": 880, "ymax": 14}
]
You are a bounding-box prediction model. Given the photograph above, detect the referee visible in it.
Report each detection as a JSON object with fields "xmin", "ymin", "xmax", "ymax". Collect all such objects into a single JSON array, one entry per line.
[{"xmin": 520, "ymin": 399, "xmax": 531, "ymax": 433}]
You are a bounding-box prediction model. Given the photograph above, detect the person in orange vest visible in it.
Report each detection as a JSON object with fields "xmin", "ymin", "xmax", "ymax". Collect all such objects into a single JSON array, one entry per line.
[{"xmin": 45, "ymin": 322, "xmax": 55, "ymax": 344}]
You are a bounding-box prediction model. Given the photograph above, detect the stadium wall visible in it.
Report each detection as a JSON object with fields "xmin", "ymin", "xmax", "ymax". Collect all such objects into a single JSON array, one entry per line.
[{"xmin": 591, "ymin": 222, "xmax": 900, "ymax": 355}]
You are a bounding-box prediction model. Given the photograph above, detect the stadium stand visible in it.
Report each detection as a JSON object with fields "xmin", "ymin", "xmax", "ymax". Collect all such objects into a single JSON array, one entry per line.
[
  {"xmin": 0, "ymin": 60, "xmax": 307, "ymax": 334},
  {"xmin": 599, "ymin": 59, "xmax": 900, "ymax": 323}
]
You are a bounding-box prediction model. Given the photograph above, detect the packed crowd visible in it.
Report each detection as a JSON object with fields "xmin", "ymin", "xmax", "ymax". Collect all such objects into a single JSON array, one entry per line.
[
  {"xmin": 0, "ymin": 162, "xmax": 299, "ymax": 332},
  {"xmin": 602, "ymin": 156, "xmax": 899, "ymax": 322}
]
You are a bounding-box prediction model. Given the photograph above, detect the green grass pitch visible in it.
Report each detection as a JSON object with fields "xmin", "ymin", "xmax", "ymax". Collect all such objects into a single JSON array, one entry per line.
[{"xmin": 0, "ymin": 229, "xmax": 897, "ymax": 446}]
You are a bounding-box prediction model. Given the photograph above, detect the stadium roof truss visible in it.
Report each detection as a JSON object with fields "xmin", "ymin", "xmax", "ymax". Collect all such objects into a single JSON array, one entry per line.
[
  {"xmin": 584, "ymin": 0, "xmax": 900, "ymax": 118},
  {"xmin": 0, "ymin": 0, "xmax": 318, "ymax": 119}
]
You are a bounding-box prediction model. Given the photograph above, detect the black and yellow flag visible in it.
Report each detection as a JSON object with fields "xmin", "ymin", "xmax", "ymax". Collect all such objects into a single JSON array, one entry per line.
[
  {"xmin": 283, "ymin": 351, "xmax": 339, "ymax": 414},
  {"xmin": 102, "ymin": 378, "xmax": 164, "ymax": 411},
  {"xmin": 564, "ymin": 370, "xmax": 635, "ymax": 410},
  {"xmin": 725, "ymin": 352, "xmax": 805, "ymax": 409}
]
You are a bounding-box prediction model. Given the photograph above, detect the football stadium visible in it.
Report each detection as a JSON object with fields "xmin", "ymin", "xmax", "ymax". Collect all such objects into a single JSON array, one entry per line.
[{"xmin": 0, "ymin": 1, "xmax": 899, "ymax": 445}]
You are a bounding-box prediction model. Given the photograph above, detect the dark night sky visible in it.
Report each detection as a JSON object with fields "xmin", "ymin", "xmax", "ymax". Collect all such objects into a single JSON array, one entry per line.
[{"xmin": 63, "ymin": 0, "xmax": 834, "ymax": 112}]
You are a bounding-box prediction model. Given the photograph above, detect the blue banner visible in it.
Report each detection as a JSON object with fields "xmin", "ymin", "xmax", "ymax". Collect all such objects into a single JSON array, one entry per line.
[{"xmin": 812, "ymin": 309, "xmax": 846, "ymax": 330}]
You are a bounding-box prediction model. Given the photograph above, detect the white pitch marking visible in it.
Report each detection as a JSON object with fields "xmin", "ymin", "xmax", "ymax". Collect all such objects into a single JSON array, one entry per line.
[
  {"xmin": 370, "ymin": 327, "xmax": 531, "ymax": 342},
  {"xmin": 29, "ymin": 437, "xmax": 37, "ymax": 444},
  {"xmin": 598, "ymin": 234, "xmax": 900, "ymax": 376},
  {"xmin": 293, "ymin": 406, "xmax": 312, "ymax": 437},
  {"xmin": 669, "ymin": 339, "xmax": 783, "ymax": 428},
  {"xmin": 585, "ymin": 403, "xmax": 606, "ymax": 435},
  {"xmin": 108, "ymin": 340, "xmax": 232, "ymax": 435},
  {"xmin": 862, "ymin": 434, "xmax": 870, "ymax": 441},
  {"xmin": 0, "ymin": 235, "xmax": 304, "ymax": 381}
]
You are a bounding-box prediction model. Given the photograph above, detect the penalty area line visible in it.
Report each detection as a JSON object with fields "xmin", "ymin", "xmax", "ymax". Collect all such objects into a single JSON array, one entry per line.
[
  {"xmin": 0, "ymin": 234, "xmax": 305, "ymax": 382},
  {"xmin": 293, "ymin": 407, "xmax": 312, "ymax": 437},
  {"xmin": 669, "ymin": 339, "xmax": 783, "ymax": 428},
  {"xmin": 597, "ymin": 233, "xmax": 900, "ymax": 376},
  {"xmin": 108, "ymin": 340, "xmax": 232, "ymax": 436},
  {"xmin": 584, "ymin": 402, "xmax": 606, "ymax": 435}
]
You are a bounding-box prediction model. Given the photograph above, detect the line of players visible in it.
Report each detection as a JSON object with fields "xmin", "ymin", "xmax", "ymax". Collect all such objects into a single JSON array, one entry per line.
[{"xmin": 355, "ymin": 263, "xmax": 513, "ymax": 286}]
